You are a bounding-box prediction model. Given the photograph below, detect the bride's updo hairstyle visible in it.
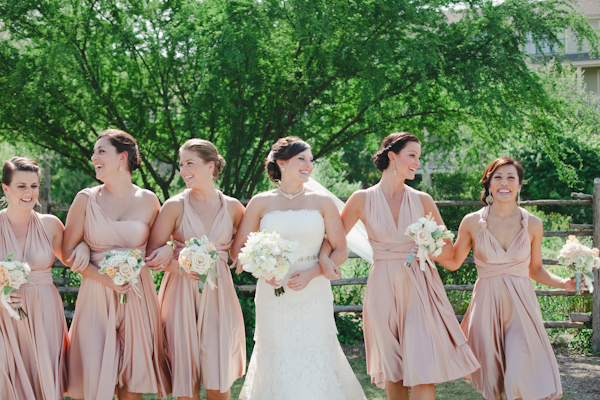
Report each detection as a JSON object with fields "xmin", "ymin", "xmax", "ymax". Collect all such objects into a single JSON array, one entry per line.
[
  {"xmin": 265, "ymin": 136, "xmax": 311, "ymax": 183},
  {"xmin": 2, "ymin": 157, "xmax": 41, "ymax": 186},
  {"xmin": 98, "ymin": 129, "xmax": 142, "ymax": 172},
  {"xmin": 180, "ymin": 139, "xmax": 226, "ymax": 179},
  {"xmin": 372, "ymin": 132, "xmax": 420, "ymax": 172},
  {"xmin": 480, "ymin": 157, "xmax": 524, "ymax": 205}
]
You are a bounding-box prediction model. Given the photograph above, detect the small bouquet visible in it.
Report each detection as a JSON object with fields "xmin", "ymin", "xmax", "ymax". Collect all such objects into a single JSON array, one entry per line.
[
  {"xmin": 0, "ymin": 253, "xmax": 31, "ymax": 320},
  {"xmin": 178, "ymin": 236, "xmax": 221, "ymax": 293},
  {"xmin": 558, "ymin": 235, "xmax": 600, "ymax": 294},
  {"xmin": 404, "ymin": 213, "xmax": 455, "ymax": 270},
  {"xmin": 98, "ymin": 249, "xmax": 144, "ymax": 303},
  {"xmin": 239, "ymin": 230, "xmax": 299, "ymax": 296}
]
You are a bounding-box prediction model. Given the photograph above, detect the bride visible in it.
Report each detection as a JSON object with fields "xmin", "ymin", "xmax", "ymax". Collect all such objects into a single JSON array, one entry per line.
[{"xmin": 231, "ymin": 136, "xmax": 366, "ymax": 400}]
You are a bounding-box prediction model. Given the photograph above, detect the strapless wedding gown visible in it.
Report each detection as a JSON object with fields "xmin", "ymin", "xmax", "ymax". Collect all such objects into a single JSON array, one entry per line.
[{"xmin": 239, "ymin": 209, "xmax": 366, "ymax": 400}]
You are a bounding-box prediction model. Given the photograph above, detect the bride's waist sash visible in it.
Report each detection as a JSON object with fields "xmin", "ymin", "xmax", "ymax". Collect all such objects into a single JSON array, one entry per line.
[{"xmin": 370, "ymin": 240, "xmax": 413, "ymax": 261}]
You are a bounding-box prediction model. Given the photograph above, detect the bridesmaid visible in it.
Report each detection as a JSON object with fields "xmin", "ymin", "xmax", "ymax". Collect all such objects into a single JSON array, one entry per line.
[
  {"xmin": 0, "ymin": 157, "xmax": 89, "ymax": 400},
  {"xmin": 437, "ymin": 157, "xmax": 573, "ymax": 400},
  {"xmin": 146, "ymin": 139, "xmax": 246, "ymax": 400},
  {"xmin": 322, "ymin": 132, "xmax": 480, "ymax": 400},
  {"xmin": 62, "ymin": 129, "xmax": 170, "ymax": 400}
]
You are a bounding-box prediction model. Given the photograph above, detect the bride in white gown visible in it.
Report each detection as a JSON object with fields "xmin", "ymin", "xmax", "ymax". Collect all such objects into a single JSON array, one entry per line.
[{"xmin": 231, "ymin": 136, "xmax": 366, "ymax": 400}]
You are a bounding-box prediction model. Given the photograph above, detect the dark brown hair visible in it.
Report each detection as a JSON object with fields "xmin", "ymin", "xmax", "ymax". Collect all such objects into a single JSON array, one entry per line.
[
  {"xmin": 480, "ymin": 157, "xmax": 524, "ymax": 204},
  {"xmin": 180, "ymin": 139, "xmax": 226, "ymax": 179},
  {"xmin": 98, "ymin": 129, "xmax": 142, "ymax": 172},
  {"xmin": 2, "ymin": 157, "xmax": 41, "ymax": 186},
  {"xmin": 372, "ymin": 132, "xmax": 421, "ymax": 171},
  {"xmin": 265, "ymin": 136, "xmax": 311, "ymax": 182}
]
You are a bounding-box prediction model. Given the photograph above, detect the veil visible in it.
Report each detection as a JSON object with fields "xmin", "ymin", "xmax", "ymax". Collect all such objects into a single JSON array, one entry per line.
[{"xmin": 305, "ymin": 178, "xmax": 374, "ymax": 264}]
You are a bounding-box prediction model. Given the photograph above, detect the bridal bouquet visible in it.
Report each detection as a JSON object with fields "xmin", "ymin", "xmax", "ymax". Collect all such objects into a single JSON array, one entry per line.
[
  {"xmin": 558, "ymin": 235, "xmax": 600, "ymax": 294},
  {"xmin": 178, "ymin": 236, "xmax": 221, "ymax": 293},
  {"xmin": 239, "ymin": 230, "xmax": 299, "ymax": 296},
  {"xmin": 98, "ymin": 249, "xmax": 144, "ymax": 303},
  {"xmin": 0, "ymin": 253, "xmax": 31, "ymax": 320},
  {"xmin": 404, "ymin": 214, "xmax": 455, "ymax": 270}
]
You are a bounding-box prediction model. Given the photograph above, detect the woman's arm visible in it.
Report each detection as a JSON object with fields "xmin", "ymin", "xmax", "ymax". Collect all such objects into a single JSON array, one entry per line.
[
  {"xmin": 146, "ymin": 199, "xmax": 182, "ymax": 274},
  {"xmin": 528, "ymin": 216, "xmax": 576, "ymax": 291},
  {"xmin": 230, "ymin": 196, "xmax": 263, "ymax": 274}
]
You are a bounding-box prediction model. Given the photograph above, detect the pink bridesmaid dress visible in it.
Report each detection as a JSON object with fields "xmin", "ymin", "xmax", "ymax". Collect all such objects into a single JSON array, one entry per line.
[
  {"xmin": 461, "ymin": 206, "xmax": 562, "ymax": 400},
  {"xmin": 67, "ymin": 186, "xmax": 170, "ymax": 400},
  {"xmin": 362, "ymin": 184, "xmax": 480, "ymax": 388},
  {"xmin": 158, "ymin": 189, "xmax": 246, "ymax": 397},
  {"xmin": 0, "ymin": 210, "xmax": 68, "ymax": 400}
]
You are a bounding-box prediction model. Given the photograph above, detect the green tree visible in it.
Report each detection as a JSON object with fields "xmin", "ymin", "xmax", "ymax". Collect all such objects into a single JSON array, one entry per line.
[{"xmin": 0, "ymin": 0, "xmax": 597, "ymax": 199}]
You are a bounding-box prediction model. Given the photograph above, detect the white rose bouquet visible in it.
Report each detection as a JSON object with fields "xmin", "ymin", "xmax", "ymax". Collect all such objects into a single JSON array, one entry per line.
[
  {"xmin": 558, "ymin": 235, "xmax": 600, "ymax": 294},
  {"xmin": 0, "ymin": 253, "xmax": 31, "ymax": 320},
  {"xmin": 404, "ymin": 213, "xmax": 455, "ymax": 270},
  {"xmin": 98, "ymin": 249, "xmax": 144, "ymax": 303},
  {"xmin": 239, "ymin": 230, "xmax": 299, "ymax": 296},
  {"xmin": 178, "ymin": 236, "xmax": 221, "ymax": 293}
]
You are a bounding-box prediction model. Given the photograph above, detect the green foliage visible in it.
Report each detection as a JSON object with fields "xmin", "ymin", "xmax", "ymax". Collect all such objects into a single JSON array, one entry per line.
[
  {"xmin": 1, "ymin": 0, "xmax": 598, "ymax": 199},
  {"xmin": 568, "ymin": 329, "xmax": 600, "ymax": 356},
  {"xmin": 334, "ymin": 314, "xmax": 364, "ymax": 345}
]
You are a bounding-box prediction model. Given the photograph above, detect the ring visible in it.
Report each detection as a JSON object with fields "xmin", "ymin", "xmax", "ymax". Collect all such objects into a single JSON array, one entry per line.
[{"xmin": 159, "ymin": 264, "xmax": 164, "ymax": 270}]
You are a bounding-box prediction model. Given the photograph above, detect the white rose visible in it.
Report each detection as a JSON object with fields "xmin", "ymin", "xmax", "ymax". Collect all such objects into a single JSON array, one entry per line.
[
  {"xmin": 127, "ymin": 257, "xmax": 138, "ymax": 268},
  {"xmin": 424, "ymin": 220, "xmax": 438, "ymax": 233},
  {"xmin": 192, "ymin": 251, "xmax": 212, "ymax": 275},
  {"xmin": 415, "ymin": 228, "xmax": 435, "ymax": 246},
  {"xmin": 108, "ymin": 257, "xmax": 119, "ymax": 268},
  {"xmin": 120, "ymin": 263, "xmax": 135, "ymax": 280},
  {"xmin": 8, "ymin": 270, "xmax": 26, "ymax": 288},
  {"xmin": 113, "ymin": 273, "xmax": 126, "ymax": 286}
]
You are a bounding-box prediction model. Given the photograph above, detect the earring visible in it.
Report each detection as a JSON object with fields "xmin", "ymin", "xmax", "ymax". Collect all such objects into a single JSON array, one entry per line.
[
  {"xmin": 119, "ymin": 165, "xmax": 124, "ymax": 173},
  {"xmin": 485, "ymin": 192, "xmax": 493, "ymax": 205},
  {"xmin": 281, "ymin": 167, "xmax": 286, "ymax": 172},
  {"xmin": 392, "ymin": 162, "xmax": 397, "ymax": 176}
]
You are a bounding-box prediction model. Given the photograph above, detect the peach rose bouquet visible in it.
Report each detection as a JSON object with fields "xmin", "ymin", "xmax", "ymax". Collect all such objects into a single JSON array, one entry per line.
[
  {"xmin": 98, "ymin": 249, "xmax": 144, "ymax": 303},
  {"xmin": 0, "ymin": 253, "xmax": 31, "ymax": 320},
  {"xmin": 178, "ymin": 236, "xmax": 221, "ymax": 293},
  {"xmin": 404, "ymin": 213, "xmax": 454, "ymax": 270}
]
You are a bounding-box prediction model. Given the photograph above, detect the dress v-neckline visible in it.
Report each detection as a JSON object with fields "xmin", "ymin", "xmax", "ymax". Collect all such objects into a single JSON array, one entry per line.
[
  {"xmin": 480, "ymin": 207, "xmax": 528, "ymax": 254},
  {"xmin": 185, "ymin": 190, "xmax": 225, "ymax": 237},
  {"xmin": 2, "ymin": 210, "xmax": 33, "ymax": 260},
  {"xmin": 378, "ymin": 184, "xmax": 408, "ymax": 232}
]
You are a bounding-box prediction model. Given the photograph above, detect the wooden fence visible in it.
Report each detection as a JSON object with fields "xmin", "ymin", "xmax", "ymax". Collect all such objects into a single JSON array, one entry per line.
[{"xmin": 41, "ymin": 166, "xmax": 600, "ymax": 351}]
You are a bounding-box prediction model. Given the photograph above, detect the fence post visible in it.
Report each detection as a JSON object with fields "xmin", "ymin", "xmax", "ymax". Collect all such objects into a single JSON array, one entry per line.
[
  {"xmin": 39, "ymin": 162, "xmax": 51, "ymax": 214},
  {"xmin": 592, "ymin": 178, "xmax": 600, "ymax": 351}
]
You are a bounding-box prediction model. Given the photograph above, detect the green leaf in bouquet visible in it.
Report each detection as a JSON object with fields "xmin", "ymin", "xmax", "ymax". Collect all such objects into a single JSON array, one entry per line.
[
  {"xmin": 210, "ymin": 267, "xmax": 221, "ymax": 280},
  {"xmin": 584, "ymin": 271, "xmax": 595, "ymax": 280},
  {"xmin": 210, "ymin": 250, "xmax": 219, "ymax": 258},
  {"xmin": 199, "ymin": 274, "xmax": 207, "ymax": 283},
  {"xmin": 25, "ymin": 278, "xmax": 33, "ymax": 285},
  {"xmin": 3, "ymin": 286, "xmax": 14, "ymax": 295},
  {"xmin": 5, "ymin": 253, "xmax": 14, "ymax": 262}
]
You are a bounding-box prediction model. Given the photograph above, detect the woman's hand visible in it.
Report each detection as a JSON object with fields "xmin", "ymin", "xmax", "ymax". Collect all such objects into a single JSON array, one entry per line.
[
  {"xmin": 230, "ymin": 257, "xmax": 244, "ymax": 274},
  {"xmin": 99, "ymin": 274, "xmax": 132, "ymax": 294},
  {"xmin": 8, "ymin": 292, "xmax": 23, "ymax": 310},
  {"xmin": 320, "ymin": 256, "xmax": 341, "ymax": 280},
  {"xmin": 68, "ymin": 242, "xmax": 91, "ymax": 272},
  {"xmin": 287, "ymin": 268, "xmax": 315, "ymax": 291},
  {"xmin": 145, "ymin": 243, "xmax": 173, "ymax": 271},
  {"xmin": 264, "ymin": 277, "xmax": 282, "ymax": 288},
  {"xmin": 182, "ymin": 270, "xmax": 201, "ymax": 283},
  {"xmin": 562, "ymin": 276, "xmax": 577, "ymax": 292}
]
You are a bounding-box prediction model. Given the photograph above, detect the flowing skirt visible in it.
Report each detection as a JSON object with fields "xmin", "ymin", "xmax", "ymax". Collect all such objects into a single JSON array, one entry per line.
[
  {"xmin": 364, "ymin": 259, "xmax": 480, "ymax": 388},
  {"xmin": 158, "ymin": 261, "xmax": 246, "ymax": 397},
  {"xmin": 461, "ymin": 276, "xmax": 562, "ymax": 400},
  {"xmin": 0, "ymin": 283, "xmax": 68, "ymax": 400},
  {"xmin": 67, "ymin": 267, "xmax": 170, "ymax": 400}
]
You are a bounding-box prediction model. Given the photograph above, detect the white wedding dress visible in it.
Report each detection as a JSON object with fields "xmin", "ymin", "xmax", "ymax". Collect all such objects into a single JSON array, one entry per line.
[{"xmin": 239, "ymin": 209, "xmax": 366, "ymax": 400}]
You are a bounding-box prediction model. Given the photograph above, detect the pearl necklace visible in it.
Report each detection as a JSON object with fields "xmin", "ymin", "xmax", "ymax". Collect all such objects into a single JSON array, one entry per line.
[{"xmin": 279, "ymin": 187, "xmax": 305, "ymax": 200}]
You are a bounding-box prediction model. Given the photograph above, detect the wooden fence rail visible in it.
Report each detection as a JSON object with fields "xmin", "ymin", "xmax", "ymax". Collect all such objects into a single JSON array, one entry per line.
[{"xmin": 42, "ymin": 163, "xmax": 600, "ymax": 351}]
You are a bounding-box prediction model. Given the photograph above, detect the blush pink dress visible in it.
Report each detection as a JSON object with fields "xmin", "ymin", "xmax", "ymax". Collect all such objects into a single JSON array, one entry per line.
[
  {"xmin": 158, "ymin": 190, "xmax": 245, "ymax": 397},
  {"xmin": 362, "ymin": 184, "xmax": 480, "ymax": 388},
  {"xmin": 461, "ymin": 206, "xmax": 562, "ymax": 400},
  {"xmin": 66, "ymin": 186, "xmax": 170, "ymax": 400},
  {"xmin": 0, "ymin": 210, "xmax": 68, "ymax": 400}
]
